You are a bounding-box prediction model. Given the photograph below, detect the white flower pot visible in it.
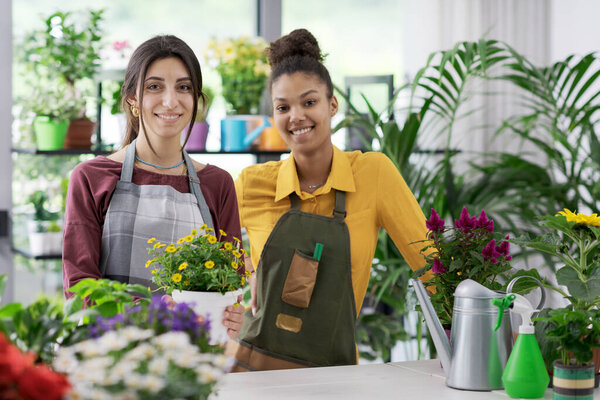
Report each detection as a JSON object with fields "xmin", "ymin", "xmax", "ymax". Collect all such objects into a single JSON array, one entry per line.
[
  {"xmin": 27, "ymin": 220, "xmax": 63, "ymax": 256},
  {"xmin": 171, "ymin": 289, "xmax": 243, "ymax": 345}
]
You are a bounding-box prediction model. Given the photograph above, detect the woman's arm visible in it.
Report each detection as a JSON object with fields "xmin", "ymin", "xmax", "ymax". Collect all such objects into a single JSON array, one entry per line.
[{"xmin": 62, "ymin": 164, "xmax": 104, "ymax": 298}]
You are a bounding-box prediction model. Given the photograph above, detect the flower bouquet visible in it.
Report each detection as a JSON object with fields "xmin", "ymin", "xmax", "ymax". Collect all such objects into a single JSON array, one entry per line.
[
  {"xmin": 204, "ymin": 36, "xmax": 270, "ymax": 115},
  {"xmin": 0, "ymin": 332, "xmax": 71, "ymax": 400},
  {"xmin": 54, "ymin": 327, "xmax": 229, "ymax": 400},
  {"xmin": 415, "ymin": 207, "xmax": 514, "ymax": 326},
  {"xmin": 146, "ymin": 226, "xmax": 250, "ymax": 343}
]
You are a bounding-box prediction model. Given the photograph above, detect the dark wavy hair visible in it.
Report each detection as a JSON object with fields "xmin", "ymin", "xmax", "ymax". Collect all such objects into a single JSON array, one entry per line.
[
  {"xmin": 266, "ymin": 29, "xmax": 333, "ymax": 98},
  {"xmin": 120, "ymin": 35, "xmax": 206, "ymax": 152}
]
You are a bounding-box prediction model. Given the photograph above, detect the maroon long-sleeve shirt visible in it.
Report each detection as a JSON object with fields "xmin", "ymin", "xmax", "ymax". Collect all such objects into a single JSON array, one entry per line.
[{"xmin": 62, "ymin": 156, "xmax": 242, "ymax": 297}]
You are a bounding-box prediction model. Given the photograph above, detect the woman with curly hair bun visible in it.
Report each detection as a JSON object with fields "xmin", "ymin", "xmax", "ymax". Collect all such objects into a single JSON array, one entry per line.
[{"xmin": 230, "ymin": 29, "xmax": 430, "ymax": 371}]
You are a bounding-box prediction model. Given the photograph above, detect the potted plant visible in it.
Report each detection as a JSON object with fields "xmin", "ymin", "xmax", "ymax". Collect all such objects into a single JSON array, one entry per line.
[
  {"xmin": 183, "ymin": 86, "xmax": 214, "ymax": 151},
  {"xmin": 204, "ymin": 36, "xmax": 270, "ymax": 115},
  {"xmin": 19, "ymin": 84, "xmax": 84, "ymax": 151},
  {"xmin": 26, "ymin": 190, "xmax": 62, "ymax": 256},
  {"xmin": 415, "ymin": 207, "xmax": 517, "ymax": 327},
  {"xmin": 514, "ymin": 209, "xmax": 600, "ymax": 388},
  {"xmin": 22, "ymin": 9, "xmax": 104, "ymax": 149},
  {"xmin": 146, "ymin": 225, "xmax": 250, "ymax": 344}
]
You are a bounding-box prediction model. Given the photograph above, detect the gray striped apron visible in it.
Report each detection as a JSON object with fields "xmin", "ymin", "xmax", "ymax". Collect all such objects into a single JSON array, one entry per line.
[{"xmin": 99, "ymin": 138, "xmax": 214, "ymax": 288}]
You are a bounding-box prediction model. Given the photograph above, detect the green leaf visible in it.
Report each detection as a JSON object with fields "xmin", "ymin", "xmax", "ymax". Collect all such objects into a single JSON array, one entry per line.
[
  {"xmin": 0, "ymin": 274, "xmax": 6, "ymax": 302},
  {"xmin": 63, "ymin": 296, "xmax": 83, "ymax": 316},
  {"xmin": 94, "ymin": 301, "xmax": 119, "ymax": 318},
  {"xmin": 0, "ymin": 303, "xmax": 22, "ymax": 318},
  {"xmin": 556, "ymin": 265, "xmax": 600, "ymax": 302}
]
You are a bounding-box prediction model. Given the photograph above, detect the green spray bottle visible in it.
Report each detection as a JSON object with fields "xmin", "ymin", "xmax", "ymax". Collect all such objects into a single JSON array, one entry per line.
[{"xmin": 492, "ymin": 293, "xmax": 549, "ymax": 399}]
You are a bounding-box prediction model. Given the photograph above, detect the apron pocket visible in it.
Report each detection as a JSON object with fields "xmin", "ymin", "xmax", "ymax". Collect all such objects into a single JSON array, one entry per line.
[{"xmin": 281, "ymin": 249, "xmax": 319, "ymax": 308}]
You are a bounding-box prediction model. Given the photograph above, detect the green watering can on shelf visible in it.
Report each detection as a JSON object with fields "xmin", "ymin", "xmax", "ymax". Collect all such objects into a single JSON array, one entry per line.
[{"xmin": 221, "ymin": 116, "xmax": 271, "ymax": 151}]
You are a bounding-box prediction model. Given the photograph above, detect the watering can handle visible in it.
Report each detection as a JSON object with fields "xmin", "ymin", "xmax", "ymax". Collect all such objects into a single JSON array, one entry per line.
[
  {"xmin": 243, "ymin": 116, "xmax": 271, "ymax": 147},
  {"xmin": 506, "ymin": 275, "xmax": 545, "ymax": 309}
]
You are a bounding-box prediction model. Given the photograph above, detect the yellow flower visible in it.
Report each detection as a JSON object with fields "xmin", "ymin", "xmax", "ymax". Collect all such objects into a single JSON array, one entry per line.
[
  {"xmin": 177, "ymin": 238, "xmax": 185, "ymax": 244},
  {"xmin": 172, "ymin": 273, "xmax": 182, "ymax": 283},
  {"xmin": 232, "ymin": 250, "xmax": 241, "ymax": 258},
  {"xmin": 184, "ymin": 235, "xmax": 194, "ymax": 242},
  {"xmin": 557, "ymin": 208, "xmax": 600, "ymax": 227},
  {"xmin": 245, "ymin": 270, "xmax": 252, "ymax": 277},
  {"xmin": 165, "ymin": 245, "xmax": 177, "ymax": 253},
  {"xmin": 206, "ymin": 227, "xmax": 214, "ymax": 232},
  {"xmin": 184, "ymin": 280, "xmax": 190, "ymax": 286},
  {"xmin": 205, "ymin": 261, "xmax": 215, "ymax": 269},
  {"xmin": 191, "ymin": 229, "xmax": 198, "ymax": 236},
  {"xmin": 207, "ymin": 235, "xmax": 217, "ymax": 244},
  {"xmin": 219, "ymin": 229, "xmax": 227, "ymax": 237},
  {"xmin": 147, "ymin": 237, "xmax": 156, "ymax": 244},
  {"xmin": 200, "ymin": 224, "xmax": 208, "ymax": 231},
  {"xmin": 153, "ymin": 242, "xmax": 165, "ymax": 249},
  {"xmin": 241, "ymin": 277, "xmax": 246, "ymax": 286},
  {"xmin": 151, "ymin": 269, "xmax": 158, "ymax": 274},
  {"xmin": 145, "ymin": 258, "xmax": 155, "ymax": 268},
  {"xmin": 224, "ymin": 242, "xmax": 233, "ymax": 251},
  {"xmin": 233, "ymin": 236, "xmax": 241, "ymax": 243},
  {"xmin": 231, "ymin": 261, "xmax": 238, "ymax": 269},
  {"xmin": 241, "ymin": 249, "xmax": 247, "ymax": 255},
  {"xmin": 178, "ymin": 262, "xmax": 188, "ymax": 270}
]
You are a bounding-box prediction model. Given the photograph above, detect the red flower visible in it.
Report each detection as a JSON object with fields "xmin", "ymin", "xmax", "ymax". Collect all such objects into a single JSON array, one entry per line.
[
  {"xmin": 0, "ymin": 333, "xmax": 35, "ymax": 386},
  {"xmin": 482, "ymin": 239, "xmax": 502, "ymax": 264},
  {"xmin": 432, "ymin": 259, "xmax": 447, "ymax": 275},
  {"xmin": 475, "ymin": 209, "xmax": 494, "ymax": 233},
  {"xmin": 455, "ymin": 207, "xmax": 477, "ymax": 233},
  {"xmin": 426, "ymin": 208, "xmax": 445, "ymax": 233},
  {"xmin": 17, "ymin": 364, "xmax": 70, "ymax": 400}
]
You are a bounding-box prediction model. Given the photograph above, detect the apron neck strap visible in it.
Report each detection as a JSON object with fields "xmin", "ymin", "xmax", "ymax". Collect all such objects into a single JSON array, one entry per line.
[
  {"xmin": 183, "ymin": 151, "xmax": 214, "ymax": 230},
  {"xmin": 121, "ymin": 138, "xmax": 137, "ymax": 183},
  {"xmin": 288, "ymin": 191, "xmax": 347, "ymax": 220}
]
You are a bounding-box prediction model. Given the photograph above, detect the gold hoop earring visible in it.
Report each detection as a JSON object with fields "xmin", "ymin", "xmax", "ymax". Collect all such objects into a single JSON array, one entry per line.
[{"xmin": 130, "ymin": 105, "xmax": 140, "ymax": 117}]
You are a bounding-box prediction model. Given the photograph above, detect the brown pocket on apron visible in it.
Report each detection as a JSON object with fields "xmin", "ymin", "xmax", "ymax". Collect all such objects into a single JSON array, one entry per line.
[{"xmin": 281, "ymin": 249, "xmax": 319, "ymax": 308}]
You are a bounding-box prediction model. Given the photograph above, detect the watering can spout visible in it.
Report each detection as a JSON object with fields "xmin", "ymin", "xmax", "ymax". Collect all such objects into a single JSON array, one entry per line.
[
  {"xmin": 243, "ymin": 116, "xmax": 271, "ymax": 147},
  {"xmin": 410, "ymin": 278, "xmax": 452, "ymax": 373}
]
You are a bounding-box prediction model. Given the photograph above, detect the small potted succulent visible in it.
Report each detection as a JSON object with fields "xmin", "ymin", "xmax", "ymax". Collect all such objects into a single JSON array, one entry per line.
[
  {"xmin": 146, "ymin": 225, "xmax": 250, "ymax": 344},
  {"xmin": 184, "ymin": 86, "xmax": 214, "ymax": 151},
  {"xmin": 26, "ymin": 190, "xmax": 62, "ymax": 256}
]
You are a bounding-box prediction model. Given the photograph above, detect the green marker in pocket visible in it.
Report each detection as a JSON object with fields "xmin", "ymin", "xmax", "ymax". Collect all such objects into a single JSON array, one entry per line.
[{"xmin": 313, "ymin": 243, "xmax": 324, "ymax": 261}]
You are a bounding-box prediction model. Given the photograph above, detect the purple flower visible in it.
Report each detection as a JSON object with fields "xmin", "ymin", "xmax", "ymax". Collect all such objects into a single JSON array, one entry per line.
[
  {"xmin": 482, "ymin": 239, "xmax": 502, "ymax": 264},
  {"xmin": 476, "ymin": 210, "xmax": 494, "ymax": 233},
  {"xmin": 426, "ymin": 209, "xmax": 445, "ymax": 233},
  {"xmin": 432, "ymin": 259, "xmax": 447, "ymax": 275},
  {"xmin": 455, "ymin": 207, "xmax": 477, "ymax": 233},
  {"xmin": 496, "ymin": 235, "xmax": 512, "ymax": 261}
]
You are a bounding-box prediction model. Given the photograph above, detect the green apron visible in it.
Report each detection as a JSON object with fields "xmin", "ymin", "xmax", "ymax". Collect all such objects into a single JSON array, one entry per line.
[{"xmin": 233, "ymin": 190, "xmax": 357, "ymax": 371}]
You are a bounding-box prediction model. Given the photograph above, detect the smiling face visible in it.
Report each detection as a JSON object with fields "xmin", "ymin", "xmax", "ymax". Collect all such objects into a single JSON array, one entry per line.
[
  {"xmin": 272, "ymin": 72, "xmax": 338, "ymax": 155},
  {"xmin": 132, "ymin": 57, "xmax": 195, "ymax": 142}
]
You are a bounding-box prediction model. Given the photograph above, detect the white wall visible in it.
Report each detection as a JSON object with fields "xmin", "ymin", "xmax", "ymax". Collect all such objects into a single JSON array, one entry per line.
[
  {"xmin": 551, "ymin": 0, "xmax": 600, "ymax": 62},
  {"xmin": 0, "ymin": 0, "xmax": 13, "ymax": 304}
]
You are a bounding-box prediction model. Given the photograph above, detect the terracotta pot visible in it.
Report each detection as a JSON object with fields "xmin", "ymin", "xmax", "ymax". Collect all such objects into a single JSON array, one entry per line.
[{"xmin": 64, "ymin": 118, "xmax": 96, "ymax": 149}]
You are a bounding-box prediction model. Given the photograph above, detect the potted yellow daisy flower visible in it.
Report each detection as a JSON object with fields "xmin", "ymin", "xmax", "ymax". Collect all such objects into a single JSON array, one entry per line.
[{"xmin": 145, "ymin": 225, "xmax": 250, "ymax": 344}]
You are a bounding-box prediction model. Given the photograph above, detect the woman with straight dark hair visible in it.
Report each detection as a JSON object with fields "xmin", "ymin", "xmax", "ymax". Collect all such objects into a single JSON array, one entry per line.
[
  {"xmin": 231, "ymin": 29, "xmax": 431, "ymax": 369},
  {"xmin": 63, "ymin": 35, "xmax": 244, "ymax": 338}
]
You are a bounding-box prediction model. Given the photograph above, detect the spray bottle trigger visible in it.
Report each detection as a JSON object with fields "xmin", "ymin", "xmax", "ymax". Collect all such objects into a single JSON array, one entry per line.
[{"xmin": 491, "ymin": 294, "xmax": 516, "ymax": 331}]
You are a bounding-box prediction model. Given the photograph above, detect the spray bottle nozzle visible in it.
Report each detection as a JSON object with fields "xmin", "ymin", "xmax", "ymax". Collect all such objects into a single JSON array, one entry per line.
[{"xmin": 492, "ymin": 294, "xmax": 516, "ymax": 331}]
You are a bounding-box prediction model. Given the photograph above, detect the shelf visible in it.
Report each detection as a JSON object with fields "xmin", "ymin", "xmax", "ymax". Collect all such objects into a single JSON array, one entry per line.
[
  {"xmin": 12, "ymin": 246, "xmax": 62, "ymax": 260},
  {"xmin": 11, "ymin": 147, "xmax": 288, "ymax": 156}
]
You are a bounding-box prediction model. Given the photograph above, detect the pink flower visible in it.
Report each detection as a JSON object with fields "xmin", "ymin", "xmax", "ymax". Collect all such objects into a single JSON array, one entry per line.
[
  {"xmin": 113, "ymin": 40, "xmax": 129, "ymax": 51},
  {"xmin": 426, "ymin": 209, "xmax": 445, "ymax": 233},
  {"xmin": 432, "ymin": 259, "xmax": 447, "ymax": 275},
  {"xmin": 455, "ymin": 207, "xmax": 477, "ymax": 233},
  {"xmin": 482, "ymin": 239, "xmax": 502, "ymax": 264},
  {"xmin": 496, "ymin": 235, "xmax": 512, "ymax": 261},
  {"xmin": 476, "ymin": 210, "xmax": 494, "ymax": 233}
]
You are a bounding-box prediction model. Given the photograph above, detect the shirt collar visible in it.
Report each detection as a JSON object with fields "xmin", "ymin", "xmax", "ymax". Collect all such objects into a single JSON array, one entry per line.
[{"xmin": 274, "ymin": 146, "xmax": 356, "ymax": 202}]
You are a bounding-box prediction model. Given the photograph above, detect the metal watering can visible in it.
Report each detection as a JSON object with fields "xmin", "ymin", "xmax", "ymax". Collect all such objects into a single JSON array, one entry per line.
[
  {"xmin": 410, "ymin": 277, "xmax": 544, "ymax": 391},
  {"xmin": 220, "ymin": 115, "xmax": 271, "ymax": 151}
]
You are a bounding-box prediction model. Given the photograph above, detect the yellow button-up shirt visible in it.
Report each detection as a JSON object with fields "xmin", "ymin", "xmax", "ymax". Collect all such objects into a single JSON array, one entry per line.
[{"xmin": 235, "ymin": 146, "xmax": 429, "ymax": 312}]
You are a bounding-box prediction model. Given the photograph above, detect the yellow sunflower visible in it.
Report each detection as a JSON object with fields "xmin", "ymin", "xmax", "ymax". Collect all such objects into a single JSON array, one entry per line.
[
  {"xmin": 178, "ymin": 262, "xmax": 188, "ymax": 270},
  {"xmin": 205, "ymin": 261, "xmax": 215, "ymax": 269},
  {"xmin": 172, "ymin": 273, "xmax": 182, "ymax": 283},
  {"xmin": 224, "ymin": 242, "xmax": 233, "ymax": 250}
]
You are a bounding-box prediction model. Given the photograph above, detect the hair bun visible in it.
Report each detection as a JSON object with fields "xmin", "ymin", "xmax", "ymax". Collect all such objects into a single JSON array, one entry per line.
[{"xmin": 267, "ymin": 28, "xmax": 324, "ymax": 67}]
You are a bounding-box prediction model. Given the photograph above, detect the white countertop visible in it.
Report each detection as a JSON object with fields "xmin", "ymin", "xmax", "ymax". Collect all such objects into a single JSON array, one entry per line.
[{"xmin": 212, "ymin": 359, "xmax": 600, "ymax": 400}]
